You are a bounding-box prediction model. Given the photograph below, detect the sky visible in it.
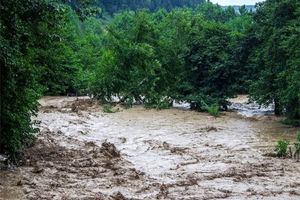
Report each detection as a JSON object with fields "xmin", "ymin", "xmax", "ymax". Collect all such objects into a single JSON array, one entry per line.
[{"xmin": 210, "ymin": 0, "xmax": 264, "ymax": 5}]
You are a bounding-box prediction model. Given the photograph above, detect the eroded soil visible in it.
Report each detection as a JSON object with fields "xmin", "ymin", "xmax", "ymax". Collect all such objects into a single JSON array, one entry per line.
[{"xmin": 1, "ymin": 96, "xmax": 299, "ymax": 200}]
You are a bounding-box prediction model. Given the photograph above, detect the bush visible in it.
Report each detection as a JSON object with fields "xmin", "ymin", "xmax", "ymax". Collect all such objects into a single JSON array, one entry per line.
[
  {"xmin": 274, "ymin": 140, "xmax": 290, "ymax": 158},
  {"xmin": 205, "ymin": 103, "xmax": 220, "ymax": 117}
]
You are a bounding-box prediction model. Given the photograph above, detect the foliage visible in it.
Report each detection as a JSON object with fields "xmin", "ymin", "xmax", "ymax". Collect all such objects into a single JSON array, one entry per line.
[
  {"xmin": 194, "ymin": 2, "xmax": 237, "ymax": 23},
  {"xmin": 38, "ymin": 8, "xmax": 103, "ymax": 96},
  {"xmin": 249, "ymin": 0, "xmax": 300, "ymax": 120},
  {"xmin": 0, "ymin": 0, "xmax": 97, "ymax": 161},
  {"xmin": 95, "ymin": 0, "xmax": 205, "ymax": 16},
  {"xmin": 90, "ymin": 10, "xmax": 173, "ymax": 107},
  {"xmin": 274, "ymin": 133, "xmax": 300, "ymax": 159},
  {"xmin": 274, "ymin": 140, "xmax": 290, "ymax": 158},
  {"xmin": 0, "ymin": 0, "xmax": 61, "ymax": 160},
  {"xmin": 205, "ymin": 104, "xmax": 220, "ymax": 117},
  {"xmin": 91, "ymin": 6, "xmax": 240, "ymax": 110},
  {"xmin": 182, "ymin": 19, "xmax": 238, "ymax": 110}
]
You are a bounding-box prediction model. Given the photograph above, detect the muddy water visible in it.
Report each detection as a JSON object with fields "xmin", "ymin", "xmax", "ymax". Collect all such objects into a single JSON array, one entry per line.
[
  {"xmin": 228, "ymin": 95, "xmax": 274, "ymax": 117},
  {"xmin": 0, "ymin": 96, "xmax": 299, "ymax": 200}
]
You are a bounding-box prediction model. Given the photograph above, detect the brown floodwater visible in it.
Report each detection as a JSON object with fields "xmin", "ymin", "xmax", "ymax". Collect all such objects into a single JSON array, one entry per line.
[{"xmin": 0, "ymin": 96, "xmax": 299, "ymax": 200}]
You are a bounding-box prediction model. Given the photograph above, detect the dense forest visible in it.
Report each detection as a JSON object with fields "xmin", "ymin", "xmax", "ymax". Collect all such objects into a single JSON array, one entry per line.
[
  {"xmin": 1, "ymin": 0, "xmax": 299, "ymax": 161},
  {"xmin": 95, "ymin": 0, "xmax": 205, "ymax": 15}
]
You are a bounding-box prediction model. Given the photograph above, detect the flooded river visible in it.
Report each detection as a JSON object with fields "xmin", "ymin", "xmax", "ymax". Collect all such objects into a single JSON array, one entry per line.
[{"xmin": 0, "ymin": 96, "xmax": 299, "ymax": 199}]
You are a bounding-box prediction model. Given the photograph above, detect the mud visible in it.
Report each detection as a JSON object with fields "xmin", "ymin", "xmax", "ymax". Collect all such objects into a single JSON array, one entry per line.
[{"xmin": 1, "ymin": 96, "xmax": 300, "ymax": 200}]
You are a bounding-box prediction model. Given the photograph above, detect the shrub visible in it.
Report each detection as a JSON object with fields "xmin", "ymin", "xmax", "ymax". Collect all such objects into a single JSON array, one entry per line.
[
  {"xmin": 274, "ymin": 140, "xmax": 290, "ymax": 158},
  {"xmin": 205, "ymin": 103, "xmax": 220, "ymax": 117}
]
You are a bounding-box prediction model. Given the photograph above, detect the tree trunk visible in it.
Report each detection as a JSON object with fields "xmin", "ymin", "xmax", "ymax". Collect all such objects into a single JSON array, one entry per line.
[{"xmin": 274, "ymin": 100, "xmax": 282, "ymax": 116}]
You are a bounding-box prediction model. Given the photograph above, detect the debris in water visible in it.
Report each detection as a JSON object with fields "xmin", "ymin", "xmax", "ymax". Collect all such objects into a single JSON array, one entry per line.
[
  {"xmin": 78, "ymin": 130, "xmax": 88, "ymax": 135},
  {"xmin": 205, "ymin": 126, "xmax": 218, "ymax": 132},
  {"xmin": 111, "ymin": 191, "xmax": 128, "ymax": 200},
  {"xmin": 156, "ymin": 184, "xmax": 169, "ymax": 199},
  {"xmin": 162, "ymin": 141, "xmax": 170, "ymax": 150},
  {"xmin": 32, "ymin": 167, "xmax": 44, "ymax": 174},
  {"xmin": 101, "ymin": 142, "xmax": 121, "ymax": 158},
  {"xmin": 17, "ymin": 180, "xmax": 25, "ymax": 186},
  {"xmin": 119, "ymin": 137, "xmax": 127, "ymax": 144}
]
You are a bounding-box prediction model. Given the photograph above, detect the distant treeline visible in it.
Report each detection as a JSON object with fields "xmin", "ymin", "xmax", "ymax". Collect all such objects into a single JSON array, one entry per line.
[
  {"xmin": 221, "ymin": 5, "xmax": 256, "ymax": 12},
  {"xmin": 94, "ymin": 0, "xmax": 205, "ymax": 15}
]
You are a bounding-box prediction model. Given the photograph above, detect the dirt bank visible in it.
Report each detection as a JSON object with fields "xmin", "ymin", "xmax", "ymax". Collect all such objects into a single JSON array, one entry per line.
[{"xmin": 1, "ymin": 96, "xmax": 299, "ymax": 200}]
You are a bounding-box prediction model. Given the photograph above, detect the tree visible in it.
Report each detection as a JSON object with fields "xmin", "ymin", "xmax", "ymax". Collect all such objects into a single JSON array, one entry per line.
[
  {"xmin": 249, "ymin": 0, "xmax": 300, "ymax": 122},
  {"xmin": 90, "ymin": 11, "xmax": 172, "ymax": 108},
  {"xmin": 225, "ymin": 7, "xmax": 258, "ymax": 93},
  {"xmin": 0, "ymin": 0, "xmax": 97, "ymax": 161},
  {"xmin": 91, "ymin": 8, "xmax": 240, "ymax": 110},
  {"xmin": 194, "ymin": 2, "xmax": 237, "ymax": 23},
  {"xmin": 182, "ymin": 18, "xmax": 238, "ymax": 110}
]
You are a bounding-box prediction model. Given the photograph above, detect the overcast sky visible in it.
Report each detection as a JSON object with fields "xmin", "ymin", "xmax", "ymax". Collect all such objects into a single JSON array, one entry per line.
[{"xmin": 210, "ymin": 0, "xmax": 264, "ymax": 5}]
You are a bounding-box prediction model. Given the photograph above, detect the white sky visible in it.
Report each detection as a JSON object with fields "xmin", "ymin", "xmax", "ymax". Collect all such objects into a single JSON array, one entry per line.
[{"xmin": 210, "ymin": 0, "xmax": 264, "ymax": 5}]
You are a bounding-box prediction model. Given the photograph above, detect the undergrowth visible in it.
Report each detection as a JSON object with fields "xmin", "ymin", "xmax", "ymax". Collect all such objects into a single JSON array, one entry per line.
[
  {"xmin": 274, "ymin": 132, "xmax": 300, "ymax": 159},
  {"xmin": 274, "ymin": 140, "xmax": 290, "ymax": 157},
  {"xmin": 205, "ymin": 103, "xmax": 220, "ymax": 117},
  {"xmin": 103, "ymin": 105, "xmax": 120, "ymax": 113}
]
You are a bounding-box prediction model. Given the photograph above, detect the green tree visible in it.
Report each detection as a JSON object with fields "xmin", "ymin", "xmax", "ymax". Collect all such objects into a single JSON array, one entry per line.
[
  {"xmin": 225, "ymin": 7, "xmax": 258, "ymax": 93},
  {"xmin": 91, "ymin": 8, "xmax": 240, "ymax": 111},
  {"xmin": 194, "ymin": 2, "xmax": 237, "ymax": 23},
  {"xmin": 249, "ymin": 0, "xmax": 300, "ymax": 121},
  {"xmin": 182, "ymin": 18, "xmax": 238, "ymax": 110},
  {"xmin": 0, "ymin": 0, "xmax": 97, "ymax": 161},
  {"xmin": 96, "ymin": 0, "xmax": 205, "ymax": 15},
  {"xmin": 91, "ymin": 11, "xmax": 171, "ymax": 107}
]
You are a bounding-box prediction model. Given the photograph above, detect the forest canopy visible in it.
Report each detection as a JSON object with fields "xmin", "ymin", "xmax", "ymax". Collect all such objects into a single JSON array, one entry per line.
[
  {"xmin": 1, "ymin": 0, "xmax": 299, "ymax": 160},
  {"xmin": 95, "ymin": 0, "xmax": 205, "ymax": 15}
]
